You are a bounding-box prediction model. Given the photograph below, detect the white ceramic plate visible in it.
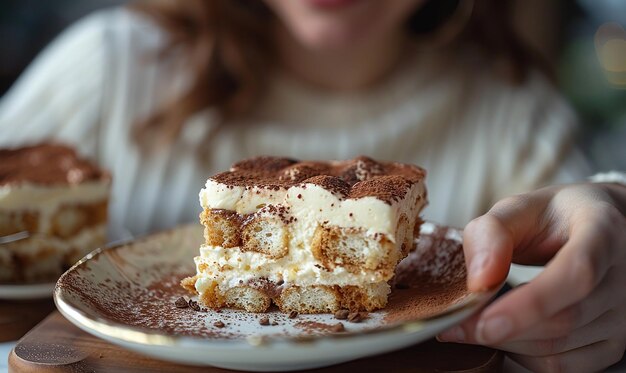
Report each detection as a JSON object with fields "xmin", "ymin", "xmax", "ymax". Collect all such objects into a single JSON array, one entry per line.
[
  {"xmin": 0, "ymin": 282, "xmax": 56, "ymax": 300},
  {"xmin": 507, "ymin": 264, "xmax": 544, "ymax": 287},
  {"xmin": 54, "ymin": 222, "xmax": 499, "ymax": 372}
]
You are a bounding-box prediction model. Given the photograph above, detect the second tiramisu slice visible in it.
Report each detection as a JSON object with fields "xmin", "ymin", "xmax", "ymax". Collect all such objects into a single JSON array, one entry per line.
[{"xmin": 183, "ymin": 156, "xmax": 427, "ymax": 313}]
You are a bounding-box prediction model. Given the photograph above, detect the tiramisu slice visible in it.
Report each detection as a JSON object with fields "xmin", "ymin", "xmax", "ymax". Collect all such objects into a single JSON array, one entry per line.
[
  {"xmin": 183, "ymin": 156, "xmax": 427, "ymax": 313},
  {"xmin": 0, "ymin": 144, "xmax": 110, "ymax": 282}
]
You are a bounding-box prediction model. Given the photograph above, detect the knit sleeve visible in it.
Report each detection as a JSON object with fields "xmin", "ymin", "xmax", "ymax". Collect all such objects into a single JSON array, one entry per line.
[
  {"xmin": 489, "ymin": 72, "xmax": 592, "ymax": 201},
  {"xmin": 0, "ymin": 10, "xmax": 112, "ymax": 159}
]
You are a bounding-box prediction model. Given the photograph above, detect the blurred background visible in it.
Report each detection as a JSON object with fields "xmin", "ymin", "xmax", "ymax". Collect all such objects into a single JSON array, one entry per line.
[{"xmin": 1, "ymin": 0, "xmax": 624, "ymax": 170}]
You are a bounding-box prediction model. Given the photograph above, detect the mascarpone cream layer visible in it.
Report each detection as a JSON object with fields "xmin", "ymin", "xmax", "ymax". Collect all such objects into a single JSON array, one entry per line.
[
  {"xmin": 0, "ymin": 181, "xmax": 110, "ymax": 232},
  {"xmin": 3, "ymin": 223, "xmax": 107, "ymax": 258},
  {"xmin": 194, "ymin": 241, "xmax": 386, "ymax": 294},
  {"xmin": 0, "ymin": 181, "xmax": 110, "ymax": 209},
  {"xmin": 199, "ymin": 180, "xmax": 426, "ymax": 238}
]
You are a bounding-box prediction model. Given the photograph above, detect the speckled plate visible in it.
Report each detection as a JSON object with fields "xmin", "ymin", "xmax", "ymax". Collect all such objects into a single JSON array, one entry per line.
[{"xmin": 54, "ymin": 222, "xmax": 500, "ymax": 372}]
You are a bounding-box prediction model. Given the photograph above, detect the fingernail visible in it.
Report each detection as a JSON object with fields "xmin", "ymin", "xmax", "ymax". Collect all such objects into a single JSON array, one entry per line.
[
  {"xmin": 476, "ymin": 315, "xmax": 512, "ymax": 344},
  {"xmin": 437, "ymin": 326, "xmax": 466, "ymax": 342},
  {"xmin": 469, "ymin": 252, "xmax": 490, "ymax": 278}
]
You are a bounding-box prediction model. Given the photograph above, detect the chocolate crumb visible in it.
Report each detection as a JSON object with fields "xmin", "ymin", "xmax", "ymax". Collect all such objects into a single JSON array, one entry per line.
[
  {"xmin": 331, "ymin": 322, "xmax": 345, "ymax": 332},
  {"xmin": 188, "ymin": 299, "xmax": 201, "ymax": 311},
  {"xmin": 288, "ymin": 311, "xmax": 298, "ymax": 319},
  {"xmin": 213, "ymin": 321, "xmax": 225, "ymax": 328},
  {"xmin": 334, "ymin": 309, "xmax": 349, "ymax": 320},
  {"xmin": 259, "ymin": 316, "xmax": 270, "ymax": 326},
  {"xmin": 174, "ymin": 297, "xmax": 188, "ymax": 308},
  {"xmin": 99, "ymin": 354, "xmax": 103, "ymax": 359},
  {"xmin": 347, "ymin": 312, "xmax": 366, "ymax": 323}
]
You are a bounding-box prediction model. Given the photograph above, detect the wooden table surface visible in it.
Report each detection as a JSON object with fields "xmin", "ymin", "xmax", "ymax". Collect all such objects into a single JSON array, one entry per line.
[
  {"xmin": 9, "ymin": 312, "xmax": 503, "ymax": 372},
  {"xmin": 0, "ymin": 298, "xmax": 56, "ymax": 343}
]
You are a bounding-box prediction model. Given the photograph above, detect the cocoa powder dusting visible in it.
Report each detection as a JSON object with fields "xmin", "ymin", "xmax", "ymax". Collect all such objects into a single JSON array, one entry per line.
[
  {"xmin": 348, "ymin": 175, "xmax": 412, "ymax": 204},
  {"xmin": 207, "ymin": 156, "xmax": 425, "ymax": 203},
  {"xmin": 0, "ymin": 143, "xmax": 110, "ymax": 186},
  {"xmin": 384, "ymin": 226, "xmax": 469, "ymax": 324},
  {"xmin": 295, "ymin": 321, "xmax": 345, "ymax": 334},
  {"xmin": 57, "ymin": 267, "xmax": 244, "ymax": 339}
]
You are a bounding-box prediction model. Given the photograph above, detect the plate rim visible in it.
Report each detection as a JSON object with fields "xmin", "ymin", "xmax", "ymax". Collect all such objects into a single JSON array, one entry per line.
[{"xmin": 54, "ymin": 224, "xmax": 502, "ymax": 349}]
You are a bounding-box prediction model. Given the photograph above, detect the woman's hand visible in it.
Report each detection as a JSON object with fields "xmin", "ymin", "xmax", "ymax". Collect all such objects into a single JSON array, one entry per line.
[{"xmin": 437, "ymin": 183, "xmax": 626, "ymax": 372}]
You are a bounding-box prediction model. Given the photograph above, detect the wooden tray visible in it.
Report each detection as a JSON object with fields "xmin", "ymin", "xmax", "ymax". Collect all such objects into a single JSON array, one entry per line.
[
  {"xmin": 9, "ymin": 312, "xmax": 503, "ymax": 372},
  {"xmin": 0, "ymin": 298, "xmax": 56, "ymax": 342}
]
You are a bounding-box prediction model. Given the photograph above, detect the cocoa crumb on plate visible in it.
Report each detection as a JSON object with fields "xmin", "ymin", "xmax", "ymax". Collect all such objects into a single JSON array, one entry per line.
[
  {"xmin": 188, "ymin": 299, "xmax": 201, "ymax": 311},
  {"xmin": 334, "ymin": 309, "xmax": 349, "ymax": 320},
  {"xmin": 174, "ymin": 297, "xmax": 188, "ymax": 308},
  {"xmin": 348, "ymin": 312, "xmax": 367, "ymax": 323}
]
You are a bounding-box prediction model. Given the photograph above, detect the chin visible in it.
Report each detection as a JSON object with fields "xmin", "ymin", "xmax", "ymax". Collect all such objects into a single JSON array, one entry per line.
[
  {"xmin": 266, "ymin": 0, "xmax": 422, "ymax": 51},
  {"xmin": 295, "ymin": 21, "xmax": 366, "ymax": 51}
]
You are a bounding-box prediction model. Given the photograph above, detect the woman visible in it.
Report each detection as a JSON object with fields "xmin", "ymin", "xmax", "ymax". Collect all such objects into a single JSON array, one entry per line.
[{"xmin": 1, "ymin": 0, "xmax": 624, "ymax": 371}]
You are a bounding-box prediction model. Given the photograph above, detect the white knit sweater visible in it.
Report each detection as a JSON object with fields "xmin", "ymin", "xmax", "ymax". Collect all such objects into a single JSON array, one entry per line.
[{"xmin": 0, "ymin": 8, "xmax": 590, "ymax": 239}]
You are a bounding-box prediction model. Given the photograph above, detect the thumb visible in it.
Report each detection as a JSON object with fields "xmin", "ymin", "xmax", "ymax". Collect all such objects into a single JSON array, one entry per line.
[{"xmin": 463, "ymin": 195, "xmax": 544, "ymax": 291}]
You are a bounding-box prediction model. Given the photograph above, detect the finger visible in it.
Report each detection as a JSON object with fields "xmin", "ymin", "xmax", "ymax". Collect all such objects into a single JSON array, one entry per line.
[
  {"xmin": 514, "ymin": 267, "xmax": 625, "ymax": 341},
  {"xmin": 463, "ymin": 193, "xmax": 550, "ymax": 292},
  {"xmin": 444, "ymin": 246, "xmax": 620, "ymax": 346},
  {"xmin": 492, "ymin": 308, "xmax": 623, "ymax": 356},
  {"xmin": 463, "ymin": 215, "xmax": 515, "ymax": 291},
  {"xmin": 508, "ymin": 338, "xmax": 626, "ymax": 373},
  {"xmin": 472, "ymin": 220, "xmax": 612, "ymax": 345},
  {"xmin": 437, "ymin": 311, "xmax": 482, "ymax": 343},
  {"xmin": 438, "ymin": 283, "xmax": 533, "ymax": 344},
  {"xmin": 438, "ymin": 300, "xmax": 625, "ymax": 350}
]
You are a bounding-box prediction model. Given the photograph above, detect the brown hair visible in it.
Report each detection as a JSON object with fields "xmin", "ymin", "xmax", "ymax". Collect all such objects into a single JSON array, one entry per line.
[{"xmin": 131, "ymin": 0, "xmax": 546, "ymax": 141}]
